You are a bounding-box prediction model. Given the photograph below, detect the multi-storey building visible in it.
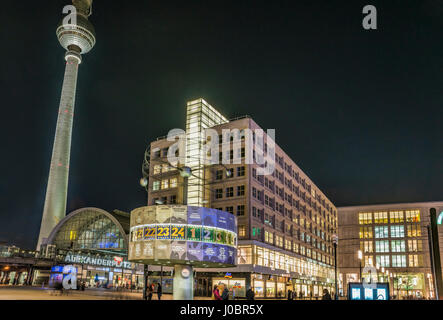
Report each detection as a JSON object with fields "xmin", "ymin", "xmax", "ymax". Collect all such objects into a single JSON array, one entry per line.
[
  {"xmin": 338, "ymin": 202, "xmax": 443, "ymax": 299},
  {"xmin": 145, "ymin": 98, "xmax": 337, "ymax": 298}
]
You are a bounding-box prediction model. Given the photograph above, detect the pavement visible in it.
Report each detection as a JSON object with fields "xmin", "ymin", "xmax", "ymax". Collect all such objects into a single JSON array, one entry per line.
[{"xmin": 0, "ymin": 285, "xmax": 186, "ymax": 300}]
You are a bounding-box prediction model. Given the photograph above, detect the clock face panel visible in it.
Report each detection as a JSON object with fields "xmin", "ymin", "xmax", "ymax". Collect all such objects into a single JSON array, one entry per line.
[{"xmin": 181, "ymin": 268, "xmax": 190, "ymax": 278}]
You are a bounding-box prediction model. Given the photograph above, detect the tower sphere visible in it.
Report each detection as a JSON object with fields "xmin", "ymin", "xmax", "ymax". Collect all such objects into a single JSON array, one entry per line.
[{"xmin": 56, "ymin": 14, "xmax": 96, "ymax": 54}]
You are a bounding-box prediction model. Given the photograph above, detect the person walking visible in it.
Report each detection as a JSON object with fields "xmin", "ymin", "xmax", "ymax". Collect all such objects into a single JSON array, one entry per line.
[
  {"xmin": 288, "ymin": 289, "xmax": 293, "ymax": 300},
  {"xmin": 322, "ymin": 289, "xmax": 332, "ymax": 300},
  {"xmin": 221, "ymin": 287, "xmax": 230, "ymax": 300},
  {"xmin": 246, "ymin": 287, "xmax": 255, "ymax": 300},
  {"xmin": 157, "ymin": 282, "xmax": 162, "ymax": 300},
  {"xmin": 213, "ymin": 285, "xmax": 222, "ymax": 300}
]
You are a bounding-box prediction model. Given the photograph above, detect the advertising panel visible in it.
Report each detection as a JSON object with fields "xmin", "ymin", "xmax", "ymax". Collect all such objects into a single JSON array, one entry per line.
[
  {"xmin": 216, "ymin": 209, "xmax": 228, "ymax": 230},
  {"xmin": 202, "ymin": 243, "xmax": 218, "ymax": 263},
  {"xmin": 155, "ymin": 240, "xmax": 171, "ymax": 260},
  {"xmin": 187, "ymin": 206, "xmax": 202, "ymax": 225},
  {"xmin": 226, "ymin": 212, "xmax": 236, "ymax": 232},
  {"xmin": 144, "ymin": 206, "xmax": 156, "ymax": 224},
  {"xmin": 202, "ymin": 207, "xmax": 217, "ymax": 227},
  {"xmin": 156, "ymin": 205, "xmax": 172, "ymax": 224},
  {"xmin": 171, "ymin": 205, "xmax": 187, "ymax": 224},
  {"xmin": 142, "ymin": 241, "xmax": 155, "ymax": 260},
  {"xmin": 187, "ymin": 241, "xmax": 203, "ymax": 261},
  {"xmin": 170, "ymin": 240, "xmax": 187, "ymax": 260}
]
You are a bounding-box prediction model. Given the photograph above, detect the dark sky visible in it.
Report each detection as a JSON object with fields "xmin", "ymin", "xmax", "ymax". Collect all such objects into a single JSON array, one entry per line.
[{"xmin": 1, "ymin": 0, "xmax": 442, "ymax": 249}]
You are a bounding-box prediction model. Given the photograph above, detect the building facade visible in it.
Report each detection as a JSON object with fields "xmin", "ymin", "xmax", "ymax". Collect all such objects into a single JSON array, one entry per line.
[
  {"xmin": 338, "ymin": 202, "xmax": 443, "ymax": 299},
  {"xmin": 145, "ymin": 98, "xmax": 338, "ymax": 298}
]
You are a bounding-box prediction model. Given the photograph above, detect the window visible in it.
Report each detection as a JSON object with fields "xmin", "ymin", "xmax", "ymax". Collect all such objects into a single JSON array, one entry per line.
[
  {"xmin": 407, "ymin": 225, "xmax": 421, "ymax": 237},
  {"xmin": 237, "ymin": 205, "xmax": 245, "ymax": 216},
  {"xmin": 169, "ymin": 195, "xmax": 177, "ymax": 204},
  {"xmin": 374, "ymin": 211, "xmax": 388, "ymax": 224},
  {"xmin": 215, "ymin": 170, "xmax": 223, "ymax": 180},
  {"xmin": 226, "ymin": 187, "xmax": 234, "ymax": 198},
  {"xmin": 227, "ymin": 168, "xmax": 234, "ymax": 178},
  {"xmin": 215, "ymin": 188, "xmax": 223, "ymax": 199},
  {"xmin": 409, "ymin": 254, "xmax": 423, "ymax": 267},
  {"xmin": 359, "ymin": 212, "xmax": 372, "ymax": 224},
  {"xmin": 225, "ymin": 206, "xmax": 234, "ymax": 214},
  {"xmin": 359, "ymin": 227, "xmax": 373, "ymax": 238},
  {"xmin": 375, "ymin": 241, "xmax": 389, "ymax": 253},
  {"xmin": 153, "ymin": 165, "xmax": 161, "ymax": 175},
  {"xmin": 170, "ymin": 178, "xmax": 177, "ymax": 188},
  {"xmin": 364, "ymin": 255, "xmax": 373, "ymax": 267},
  {"xmin": 252, "ymin": 227, "xmax": 261, "ymax": 237},
  {"xmin": 376, "ymin": 255, "xmax": 390, "ymax": 267},
  {"xmin": 374, "ymin": 226, "xmax": 388, "ymax": 238},
  {"xmin": 408, "ymin": 240, "xmax": 422, "ymax": 252},
  {"xmin": 391, "ymin": 240, "xmax": 406, "ymax": 252},
  {"xmin": 237, "ymin": 185, "xmax": 245, "ymax": 196},
  {"xmin": 238, "ymin": 225, "xmax": 246, "ymax": 237},
  {"xmin": 405, "ymin": 210, "xmax": 420, "ymax": 223},
  {"xmin": 389, "ymin": 211, "xmax": 404, "ymax": 223},
  {"xmin": 264, "ymin": 231, "xmax": 273, "ymax": 244},
  {"xmin": 161, "ymin": 179, "xmax": 169, "ymax": 189},
  {"xmin": 152, "ymin": 181, "xmax": 160, "ymax": 191},
  {"xmin": 390, "ymin": 225, "xmax": 404, "ymax": 238},
  {"xmin": 237, "ymin": 166, "xmax": 245, "ymax": 176},
  {"xmin": 391, "ymin": 255, "xmax": 406, "ymax": 267},
  {"xmin": 285, "ymin": 239, "xmax": 292, "ymax": 251}
]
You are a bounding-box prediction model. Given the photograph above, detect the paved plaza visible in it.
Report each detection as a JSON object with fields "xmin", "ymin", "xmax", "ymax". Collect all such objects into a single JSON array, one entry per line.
[{"xmin": 0, "ymin": 285, "xmax": 190, "ymax": 300}]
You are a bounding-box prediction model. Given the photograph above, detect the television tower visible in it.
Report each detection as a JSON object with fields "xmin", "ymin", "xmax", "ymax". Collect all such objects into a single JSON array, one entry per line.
[{"xmin": 37, "ymin": 0, "xmax": 96, "ymax": 250}]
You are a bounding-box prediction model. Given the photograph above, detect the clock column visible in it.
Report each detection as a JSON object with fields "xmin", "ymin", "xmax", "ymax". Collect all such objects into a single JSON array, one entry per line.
[{"xmin": 173, "ymin": 264, "xmax": 194, "ymax": 300}]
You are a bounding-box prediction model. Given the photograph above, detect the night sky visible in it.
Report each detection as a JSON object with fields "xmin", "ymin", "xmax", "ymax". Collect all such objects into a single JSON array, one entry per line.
[{"xmin": 0, "ymin": 0, "xmax": 442, "ymax": 249}]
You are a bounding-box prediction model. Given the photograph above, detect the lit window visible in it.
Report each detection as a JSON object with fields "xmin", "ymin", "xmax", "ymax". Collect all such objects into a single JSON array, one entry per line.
[
  {"xmin": 390, "ymin": 225, "xmax": 405, "ymax": 238},
  {"xmin": 152, "ymin": 181, "xmax": 160, "ymax": 191},
  {"xmin": 376, "ymin": 255, "xmax": 390, "ymax": 267},
  {"xmin": 169, "ymin": 178, "xmax": 177, "ymax": 188},
  {"xmin": 374, "ymin": 226, "xmax": 388, "ymax": 238},
  {"xmin": 391, "ymin": 240, "xmax": 405, "ymax": 252},
  {"xmin": 389, "ymin": 211, "xmax": 404, "ymax": 223},
  {"xmin": 375, "ymin": 241, "xmax": 389, "ymax": 253},
  {"xmin": 359, "ymin": 212, "xmax": 372, "ymax": 224},
  {"xmin": 405, "ymin": 210, "xmax": 420, "ymax": 223},
  {"xmin": 153, "ymin": 165, "xmax": 161, "ymax": 175},
  {"xmin": 374, "ymin": 211, "xmax": 388, "ymax": 224},
  {"xmin": 161, "ymin": 179, "xmax": 169, "ymax": 189},
  {"xmin": 392, "ymin": 255, "xmax": 406, "ymax": 267}
]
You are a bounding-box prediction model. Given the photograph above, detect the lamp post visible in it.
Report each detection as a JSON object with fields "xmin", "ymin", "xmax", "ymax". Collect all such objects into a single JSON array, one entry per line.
[
  {"xmin": 357, "ymin": 250, "xmax": 363, "ymax": 282},
  {"xmin": 332, "ymin": 234, "xmax": 338, "ymax": 300}
]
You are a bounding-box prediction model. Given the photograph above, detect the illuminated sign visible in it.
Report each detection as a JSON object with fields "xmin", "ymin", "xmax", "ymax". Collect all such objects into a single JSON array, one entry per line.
[
  {"xmin": 225, "ymin": 272, "xmax": 232, "ymax": 278},
  {"xmin": 437, "ymin": 211, "xmax": 443, "ymax": 225},
  {"xmin": 64, "ymin": 253, "xmax": 133, "ymax": 269},
  {"xmin": 348, "ymin": 283, "xmax": 389, "ymax": 300}
]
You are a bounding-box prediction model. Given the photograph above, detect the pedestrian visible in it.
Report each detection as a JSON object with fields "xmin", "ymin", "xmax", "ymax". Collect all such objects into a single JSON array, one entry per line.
[
  {"xmin": 147, "ymin": 283, "xmax": 153, "ymax": 300},
  {"xmin": 157, "ymin": 282, "xmax": 162, "ymax": 300},
  {"xmin": 213, "ymin": 285, "xmax": 222, "ymax": 300},
  {"xmin": 221, "ymin": 287, "xmax": 229, "ymax": 300},
  {"xmin": 322, "ymin": 289, "xmax": 332, "ymax": 300},
  {"xmin": 246, "ymin": 287, "xmax": 255, "ymax": 300},
  {"xmin": 288, "ymin": 289, "xmax": 293, "ymax": 300}
]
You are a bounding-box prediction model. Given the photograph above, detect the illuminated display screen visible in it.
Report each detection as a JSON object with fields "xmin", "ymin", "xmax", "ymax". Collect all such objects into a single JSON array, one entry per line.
[
  {"xmin": 348, "ymin": 283, "xmax": 389, "ymax": 300},
  {"xmin": 129, "ymin": 205, "xmax": 237, "ymax": 267}
]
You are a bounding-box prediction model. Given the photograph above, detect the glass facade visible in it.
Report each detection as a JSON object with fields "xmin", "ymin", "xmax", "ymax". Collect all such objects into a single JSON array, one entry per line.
[{"xmin": 50, "ymin": 208, "xmax": 127, "ymax": 253}]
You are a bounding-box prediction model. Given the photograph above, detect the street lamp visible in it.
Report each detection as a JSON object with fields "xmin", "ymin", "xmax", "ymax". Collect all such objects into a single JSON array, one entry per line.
[
  {"xmin": 357, "ymin": 250, "xmax": 363, "ymax": 282},
  {"xmin": 332, "ymin": 233, "xmax": 338, "ymax": 300}
]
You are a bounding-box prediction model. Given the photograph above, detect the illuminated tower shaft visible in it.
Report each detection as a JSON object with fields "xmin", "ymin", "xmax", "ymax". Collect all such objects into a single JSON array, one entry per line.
[
  {"xmin": 37, "ymin": 55, "xmax": 80, "ymax": 249},
  {"xmin": 37, "ymin": 0, "xmax": 95, "ymax": 250}
]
